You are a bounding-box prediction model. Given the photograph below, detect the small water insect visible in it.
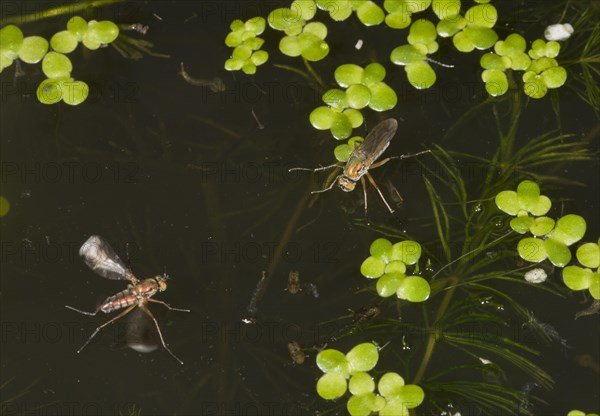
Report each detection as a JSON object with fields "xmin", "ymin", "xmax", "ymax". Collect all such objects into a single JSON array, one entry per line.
[
  {"xmin": 66, "ymin": 235, "xmax": 190, "ymax": 364},
  {"xmin": 287, "ymin": 340, "xmax": 305, "ymax": 365},
  {"xmin": 350, "ymin": 304, "xmax": 381, "ymax": 324},
  {"xmin": 290, "ymin": 118, "xmax": 429, "ymax": 214},
  {"xmin": 286, "ymin": 271, "xmax": 301, "ymax": 294}
]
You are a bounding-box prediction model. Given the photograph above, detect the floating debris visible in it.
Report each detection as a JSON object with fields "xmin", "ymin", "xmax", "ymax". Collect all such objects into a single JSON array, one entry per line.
[
  {"xmin": 544, "ymin": 23, "xmax": 574, "ymax": 41},
  {"xmin": 179, "ymin": 62, "xmax": 226, "ymax": 92},
  {"xmin": 575, "ymin": 299, "xmax": 600, "ymax": 319},
  {"xmin": 247, "ymin": 271, "xmax": 267, "ymax": 315},
  {"xmin": 305, "ymin": 282, "xmax": 319, "ymax": 298},
  {"xmin": 524, "ymin": 268, "xmax": 547, "ymax": 284}
]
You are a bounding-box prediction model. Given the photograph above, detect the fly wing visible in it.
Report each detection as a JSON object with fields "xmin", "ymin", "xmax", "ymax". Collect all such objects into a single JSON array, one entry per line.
[
  {"xmin": 351, "ymin": 118, "xmax": 398, "ymax": 168},
  {"xmin": 79, "ymin": 235, "xmax": 135, "ymax": 281}
]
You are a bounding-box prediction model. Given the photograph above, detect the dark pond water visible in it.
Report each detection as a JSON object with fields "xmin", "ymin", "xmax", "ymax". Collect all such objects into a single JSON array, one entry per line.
[{"xmin": 1, "ymin": 1, "xmax": 598, "ymax": 415}]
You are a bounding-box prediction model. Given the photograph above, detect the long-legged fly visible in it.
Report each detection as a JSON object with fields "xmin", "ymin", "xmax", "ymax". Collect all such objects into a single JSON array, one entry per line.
[
  {"xmin": 290, "ymin": 118, "xmax": 429, "ymax": 214},
  {"xmin": 66, "ymin": 235, "xmax": 190, "ymax": 364}
]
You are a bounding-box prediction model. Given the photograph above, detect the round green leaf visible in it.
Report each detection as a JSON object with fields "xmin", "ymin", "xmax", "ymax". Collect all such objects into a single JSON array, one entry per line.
[
  {"xmin": 323, "ymin": 88, "xmax": 349, "ymax": 109},
  {"xmin": 244, "ymin": 36, "xmax": 264, "ymax": 50},
  {"xmin": 310, "ymin": 106, "xmax": 336, "ymax": 129},
  {"xmin": 348, "ymin": 372, "xmax": 376, "ymax": 395},
  {"xmin": 268, "ymin": 8, "xmax": 303, "ymax": 31},
  {"xmin": 466, "ymin": 26, "xmax": 498, "ymax": 49},
  {"xmin": 385, "ymin": 12, "xmax": 412, "ymax": 29},
  {"xmin": 317, "ymin": 373, "xmax": 347, "ymax": 400},
  {"xmin": 542, "ymin": 66, "xmax": 567, "ymax": 89},
  {"xmin": 391, "ymin": 45, "xmax": 426, "ymax": 65},
  {"xmin": 67, "ymin": 16, "xmax": 88, "ymax": 40},
  {"xmin": 224, "ymin": 58, "xmax": 243, "ymax": 71},
  {"xmin": 494, "ymin": 33, "xmax": 526, "ymax": 57},
  {"xmin": 528, "ymin": 57, "xmax": 558, "ymax": 74},
  {"xmin": 304, "ymin": 22, "xmax": 328, "ymax": 39},
  {"xmin": 453, "ymin": 30, "xmax": 474, "ymax": 52},
  {"xmin": 18, "ymin": 36, "xmax": 48, "ymax": 64},
  {"xmin": 0, "ymin": 25, "xmax": 24, "ymax": 57},
  {"xmin": 378, "ymin": 372, "xmax": 405, "ymax": 397},
  {"xmin": 347, "ymin": 393, "xmax": 377, "ymax": 416},
  {"xmin": 482, "ymin": 69, "xmax": 508, "ymax": 96},
  {"xmin": 250, "ymin": 50, "xmax": 268, "ymax": 66},
  {"xmin": 225, "ymin": 31, "xmax": 243, "ymax": 47},
  {"xmin": 509, "ymin": 215, "xmax": 534, "ymax": 234},
  {"xmin": 405, "ymin": 61, "xmax": 436, "ymax": 89},
  {"xmin": 36, "ymin": 78, "xmax": 65, "ymax": 104},
  {"xmin": 544, "ymin": 238, "xmax": 572, "ymax": 267},
  {"xmin": 245, "ymin": 16, "xmax": 266, "ymax": 34},
  {"xmin": 376, "ymin": 272, "xmax": 405, "ymax": 297},
  {"xmin": 361, "ymin": 256, "xmax": 386, "ymax": 278},
  {"xmin": 346, "ymin": 84, "xmax": 371, "ymax": 109},
  {"xmin": 356, "ymin": 1, "xmax": 385, "ymax": 26},
  {"xmin": 437, "ymin": 16, "xmax": 466, "ymax": 37},
  {"xmin": 279, "ymin": 35, "xmax": 302, "ymax": 56},
  {"xmin": 334, "ymin": 143, "xmax": 353, "ymax": 162},
  {"xmin": 300, "ymin": 33, "xmax": 329, "ymax": 61},
  {"xmin": 317, "ymin": 348, "xmax": 350, "ymax": 375},
  {"xmin": 50, "ymin": 30, "xmax": 78, "ymax": 54},
  {"xmin": 529, "ymin": 195, "xmax": 551, "ymax": 216},
  {"xmin": 362, "ymin": 63, "xmax": 387, "ymax": 86},
  {"xmin": 465, "ymin": 4, "xmax": 497, "ymax": 28},
  {"xmin": 563, "ymin": 266, "xmax": 592, "ymax": 291},
  {"xmin": 0, "ymin": 54, "xmax": 14, "ymax": 71},
  {"xmin": 291, "ymin": 0, "xmax": 317, "ymax": 20},
  {"xmin": 517, "ymin": 180, "xmax": 541, "ymax": 210},
  {"xmin": 87, "ymin": 20, "xmax": 119, "ymax": 44},
  {"xmin": 529, "ymin": 217, "xmax": 556, "ymax": 236},
  {"xmin": 370, "ymin": 238, "xmax": 392, "ymax": 258},
  {"xmin": 61, "ymin": 80, "xmax": 89, "ymax": 105},
  {"xmin": 42, "ymin": 52, "xmax": 72, "ymax": 78},
  {"xmin": 343, "ymin": 109, "xmax": 364, "ymax": 128},
  {"xmin": 335, "ymin": 64, "xmax": 364, "ymax": 87},
  {"xmin": 242, "ymin": 61, "xmax": 257, "ymax": 75},
  {"xmin": 545, "ymin": 41, "xmax": 560, "ymax": 58},
  {"xmin": 232, "ymin": 45, "xmax": 252, "ymax": 60},
  {"xmin": 367, "ymin": 82, "xmax": 397, "ymax": 111},
  {"xmin": 385, "ymin": 260, "xmax": 407, "ymax": 274},
  {"xmin": 509, "ymin": 53, "xmax": 531, "ymax": 71},
  {"xmin": 346, "ymin": 343, "xmax": 379, "ymax": 372},
  {"xmin": 550, "ymin": 214, "xmax": 586, "ymax": 246},
  {"xmin": 517, "ymin": 237, "xmax": 547, "ymax": 263},
  {"xmin": 380, "ymin": 399, "xmax": 409, "ymax": 416},
  {"xmin": 576, "ymin": 243, "xmax": 600, "ymax": 269},
  {"xmin": 432, "ymin": 0, "xmax": 461, "ymax": 20},
  {"xmin": 229, "ymin": 19, "xmax": 245, "ymax": 32},
  {"xmin": 399, "ymin": 384, "xmax": 425, "ymax": 408},
  {"xmin": 408, "ymin": 19, "xmax": 437, "ymax": 46},
  {"xmin": 480, "ymin": 53, "xmax": 508, "ymax": 70},
  {"xmin": 390, "ymin": 241, "xmax": 421, "ymax": 264},
  {"xmin": 397, "ymin": 276, "xmax": 431, "ymax": 302},
  {"xmin": 523, "ymin": 72, "xmax": 547, "ymax": 99},
  {"xmin": 495, "ymin": 190, "xmax": 519, "ymax": 215},
  {"xmin": 330, "ymin": 112, "xmax": 353, "ymax": 140}
]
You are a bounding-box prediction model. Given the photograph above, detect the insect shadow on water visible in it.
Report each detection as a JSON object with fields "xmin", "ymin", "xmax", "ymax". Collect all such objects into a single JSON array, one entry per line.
[
  {"xmin": 289, "ymin": 118, "xmax": 430, "ymax": 215},
  {"xmin": 65, "ymin": 235, "xmax": 190, "ymax": 364}
]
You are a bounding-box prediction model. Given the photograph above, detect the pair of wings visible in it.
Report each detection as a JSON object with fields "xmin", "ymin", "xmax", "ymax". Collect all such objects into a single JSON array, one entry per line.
[
  {"xmin": 347, "ymin": 118, "xmax": 398, "ymax": 169},
  {"xmin": 79, "ymin": 235, "xmax": 137, "ymax": 283}
]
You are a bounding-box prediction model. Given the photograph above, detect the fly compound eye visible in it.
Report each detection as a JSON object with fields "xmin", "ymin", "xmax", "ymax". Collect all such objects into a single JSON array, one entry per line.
[
  {"xmin": 159, "ymin": 281, "xmax": 167, "ymax": 291},
  {"xmin": 338, "ymin": 177, "xmax": 356, "ymax": 192}
]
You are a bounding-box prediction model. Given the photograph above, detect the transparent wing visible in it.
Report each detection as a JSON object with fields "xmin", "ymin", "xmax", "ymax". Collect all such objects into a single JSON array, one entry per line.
[
  {"xmin": 351, "ymin": 118, "xmax": 398, "ymax": 167},
  {"xmin": 79, "ymin": 235, "xmax": 135, "ymax": 281}
]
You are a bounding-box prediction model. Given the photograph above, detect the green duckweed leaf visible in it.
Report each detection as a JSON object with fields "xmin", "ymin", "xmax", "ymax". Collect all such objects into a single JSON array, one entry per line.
[
  {"xmin": 376, "ymin": 272, "xmax": 405, "ymax": 297},
  {"xmin": 529, "ymin": 217, "xmax": 556, "ymax": 236},
  {"xmin": 518, "ymin": 237, "xmax": 547, "ymax": 263},
  {"xmin": 405, "ymin": 60, "xmax": 436, "ymax": 89},
  {"xmin": 355, "ymin": 1, "xmax": 385, "ymax": 26},
  {"xmin": 349, "ymin": 372, "xmax": 376, "ymax": 395},
  {"xmin": 432, "ymin": 0, "xmax": 461, "ymax": 20},
  {"xmin": 397, "ymin": 275, "xmax": 431, "ymax": 302},
  {"xmin": 50, "ymin": 30, "xmax": 78, "ymax": 54},
  {"xmin": 346, "ymin": 343, "xmax": 379, "ymax": 372},
  {"xmin": 317, "ymin": 373, "xmax": 348, "ymax": 399},
  {"xmin": 0, "ymin": 25, "xmax": 24, "ymax": 58},
  {"xmin": 61, "ymin": 80, "xmax": 89, "ymax": 105},
  {"xmin": 481, "ymin": 69, "xmax": 508, "ymax": 96},
  {"xmin": 464, "ymin": 4, "xmax": 497, "ymax": 28},
  {"xmin": 385, "ymin": 260, "xmax": 407, "ymax": 274},
  {"xmin": 347, "ymin": 392, "xmax": 377, "ymax": 416},
  {"xmin": 370, "ymin": 238, "xmax": 392, "ymax": 258},
  {"xmin": 362, "ymin": 62, "xmax": 386, "ymax": 85},
  {"xmin": 544, "ymin": 237, "xmax": 572, "ymax": 267},
  {"xmin": 391, "ymin": 44, "xmax": 426, "ymax": 65},
  {"xmin": 576, "ymin": 242, "xmax": 600, "ymax": 269},
  {"xmin": 542, "ymin": 66, "xmax": 567, "ymax": 89},
  {"xmin": 549, "ymin": 214, "xmax": 586, "ymax": 246},
  {"xmin": 17, "ymin": 36, "xmax": 48, "ymax": 63},
  {"xmin": 346, "ymin": 84, "xmax": 371, "ymax": 109},
  {"xmin": 361, "ymin": 256, "xmax": 386, "ymax": 278},
  {"xmin": 317, "ymin": 348, "xmax": 351, "ymax": 375},
  {"xmin": 310, "ymin": 106, "xmax": 336, "ymax": 129},
  {"xmin": 437, "ymin": 15, "xmax": 466, "ymax": 37},
  {"xmin": 67, "ymin": 16, "xmax": 88, "ymax": 41},
  {"xmin": 323, "ymin": 88, "xmax": 349, "ymax": 109},
  {"xmin": 563, "ymin": 266, "xmax": 593, "ymax": 291},
  {"xmin": 36, "ymin": 77, "xmax": 66, "ymax": 104},
  {"xmin": 42, "ymin": 51, "xmax": 72, "ymax": 79},
  {"xmin": 336, "ymin": 64, "xmax": 364, "ymax": 87},
  {"xmin": 378, "ymin": 372, "xmax": 405, "ymax": 397},
  {"xmin": 368, "ymin": 81, "xmax": 397, "ymax": 111},
  {"xmin": 510, "ymin": 215, "xmax": 534, "ymax": 234},
  {"xmin": 523, "ymin": 72, "xmax": 547, "ymax": 99}
]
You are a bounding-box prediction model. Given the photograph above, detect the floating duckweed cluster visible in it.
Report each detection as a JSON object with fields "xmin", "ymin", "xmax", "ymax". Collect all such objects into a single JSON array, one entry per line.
[
  {"xmin": 224, "ymin": 17, "xmax": 269, "ymax": 74},
  {"xmin": 568, "ymin": 410, "xmax": 600, "ymax": 416},
  {"xmin": 316, "ymin": 342, "xmax": 425, "ymax": 416},
  {"xmin": 495, "ymin": 180, "xmax": 598, "ymax": 299},
  {"xmin": 0, "ymin": 17, "xmax": 119, "ymax": 105},
  {"xmin": 360, "ymin": 238, "xmax": 431, "ymax": 302},
  {"xmin": 310, "ymin": 63, "xmax": 397, "ymax": 139}
]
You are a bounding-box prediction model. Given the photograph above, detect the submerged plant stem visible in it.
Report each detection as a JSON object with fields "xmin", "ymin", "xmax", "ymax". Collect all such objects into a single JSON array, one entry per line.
[
  {"xmin": 0, "ymin": 0, "xmax": 123, "ymax": 25},
  {"xmin": 413, "ymin": 275, "xmax": 458, "ymax": 384}
]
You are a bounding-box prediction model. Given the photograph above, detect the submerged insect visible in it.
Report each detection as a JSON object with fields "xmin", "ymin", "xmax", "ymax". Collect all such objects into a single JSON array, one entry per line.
[
  {"xmin": 286, "ymin": 271, "xmax": 301, "ymax": 294},
  {"xmin": 350, "ymin": 304, "xmax": 381, "ymax": 324},
  {"xmin": 287, "ymin": 340, "xmax": 305, "ymax": 365},
  {"xmin": 290, "ymin": 118, "xmax": 429, "ymax": 214},
  {"xmin": 66, "ymin": 235, "xmax": 190, "ymax": 364}
]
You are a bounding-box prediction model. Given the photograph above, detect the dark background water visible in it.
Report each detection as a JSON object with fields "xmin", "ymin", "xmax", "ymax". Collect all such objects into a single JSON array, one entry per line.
[{"xmin": 1, "ymin": 1, "xmax": 599, "ymax": 415}]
